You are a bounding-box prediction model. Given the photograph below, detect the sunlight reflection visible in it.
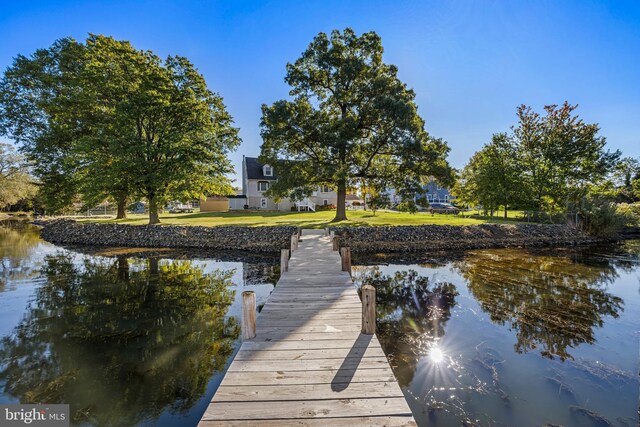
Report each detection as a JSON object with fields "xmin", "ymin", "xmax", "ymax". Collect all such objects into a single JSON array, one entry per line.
[{"xmin": 428, "ymin": 344, "xmax": 445, "ymax": 364}]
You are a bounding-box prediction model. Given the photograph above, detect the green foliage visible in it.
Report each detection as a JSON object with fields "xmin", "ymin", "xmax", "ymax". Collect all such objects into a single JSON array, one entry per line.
[
  {"xmin": 454, "ymin": 133, "xmax": 523, "ymax": 215},
  {"xmin": 0, "ymin": 143, "xmax": 37, "ymax": 209},
  {"xmin": 456, "ymin": 102, "xmax": 620, "ymax": 214},
  {"xmin": 0, "ymin": 254, "xmax": 239, "ymax": 425},
  {"xmin": 592, "ymin": 156, "xmax": 640, "ymax": 203},
  {"xmin": 456, "ymin": 248, "xmax": 623, "ymax": 360},
  {"xmin": 367, "ymin": 193, "xmax": 390, "ymax": 215},
  {"xmin": 616, "ymin": 203, "xmax": 640, "ymax": 226},
  {"xmin": 396, "ymin": 200, "xmax": 418, "ymax": 214},
  {"xmin": 260, "ymin": 28, "xmax": 453, "ymax": 222},
  {"xmin": 577, "ymin": 195, "xmax": 626, "ymax": 236},
  {"xmin": 0, "ymin": 35, "xmax": 240, "ymax": 222}
]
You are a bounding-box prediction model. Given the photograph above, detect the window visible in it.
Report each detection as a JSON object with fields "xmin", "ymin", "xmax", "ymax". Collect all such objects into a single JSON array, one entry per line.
[
  {"xmin": 260, "ymin": 198, "xmax": 267, "ymax": 209},
  {"xmin": 323, "ymin": 199, "xmax": 328, "ymax": 206},
  {"xmin": 427, "ymin": 194, "xmax": 433, "ymax": 202},
  {"xmin": 321, "ymin": 185, "xmax": 332, "ymax": 193},
  {"xmin": 263, "ymin": 165, "xmax": 273, "ymax": 176},
  {"xmin": 257, "ymin": 181, "xmax": 269, "ymax": 192}
]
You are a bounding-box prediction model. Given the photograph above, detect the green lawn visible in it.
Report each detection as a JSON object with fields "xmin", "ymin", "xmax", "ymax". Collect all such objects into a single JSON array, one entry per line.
[{"xmin": 80, "ymin": 209, "xmax": 519, "ymax": 228}]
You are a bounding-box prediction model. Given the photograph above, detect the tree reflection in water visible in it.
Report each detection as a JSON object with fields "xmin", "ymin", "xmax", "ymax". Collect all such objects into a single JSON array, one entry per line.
[
  {"xmin": 356, "ymin": 268, "xmax": 458, "ymax": 387},
  {"xmin": 0, "ymin": 253, "xmax": 239, "ymax": 426},
  {"xmin": 455, "ymin": 249, "xmax": 624, "ymax": 361}
]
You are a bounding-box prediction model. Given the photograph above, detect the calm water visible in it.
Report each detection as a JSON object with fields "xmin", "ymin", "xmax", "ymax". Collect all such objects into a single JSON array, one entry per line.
[
  {"xmin": 2, "ymin": 221, "xmax": 639, "ymax": 426},
  {"xmin": 353, "ymin": 244, "xmax": 640, "ymax": 427},
  {"xmin": 0, "ymin": 220, "xmax": 278, "ymax": 426}
]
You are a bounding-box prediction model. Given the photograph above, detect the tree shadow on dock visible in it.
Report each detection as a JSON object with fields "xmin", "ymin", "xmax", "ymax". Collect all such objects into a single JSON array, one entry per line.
[{"xmin": 331, "ymin": 333, "xmax": 373, "ymax": 392}]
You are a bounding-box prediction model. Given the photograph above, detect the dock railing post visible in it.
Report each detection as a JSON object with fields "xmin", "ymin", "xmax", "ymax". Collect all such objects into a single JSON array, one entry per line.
[
  {"xmin": 281, "ymin": 248, "xmax": 290, "ymax": 273},
  {"xmin": 242, "ymin": 291, "xmax": 256, "ymax": 339},
  {"xmin": 340, "ymin": 247, "xmax": 351, "ymax": 276},
  {"xmin": 361, "ymin": 284, "xmax": 376, "ymax": 335},
  {"xmin": 291, "ymin": 234, "xmax": 298, "ymax": 252}
]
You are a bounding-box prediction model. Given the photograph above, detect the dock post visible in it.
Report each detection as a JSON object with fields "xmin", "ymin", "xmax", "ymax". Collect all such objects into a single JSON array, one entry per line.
[
  {"xmin": 242, "ymin": 291, "xmax": 256, "ymax": 339},
  {"xmin": 340, "ymin": 247, "xmax": 351, "ymax": 276},
  {"xmin": 281, "ymin": 249, "xmax": 290, "ymax": 273},
  {"xmin": 361, "ymin": 284, "xmax": 376, "ymax": 335},
  {"xmin": 291, "ymin": 234, "xmax": 298, "ymax": 252}
]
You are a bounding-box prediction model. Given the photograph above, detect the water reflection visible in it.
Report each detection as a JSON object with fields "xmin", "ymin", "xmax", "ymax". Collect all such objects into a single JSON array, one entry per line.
[
  {"xmin": 354, "ymin": 245, "xmax": 639, "ymax": 426},
  {"xmin": 356, "ymin": 268, "xmax": 458, "ymax": 387},
  {"xmin": 0, "ymin": 253, "xmax": 240, "ymax": 426},
  {"xmin": 0, "ymin": 221, "xmax": 42, "ymax": 291},
  {"xmin": 455, "ymin": 249, "xmax": 624, "ymax": 360}
]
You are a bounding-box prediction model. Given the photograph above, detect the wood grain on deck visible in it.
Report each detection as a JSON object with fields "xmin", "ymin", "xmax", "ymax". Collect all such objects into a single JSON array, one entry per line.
[{"xmin": 198, "ymin": 230, "xmax": 416, "ymax": 426}]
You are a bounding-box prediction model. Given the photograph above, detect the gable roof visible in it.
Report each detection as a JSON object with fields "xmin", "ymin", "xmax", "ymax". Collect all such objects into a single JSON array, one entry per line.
[{"xmin": 245, "ymin": 157, "xmax": 277, "ymax": 181}]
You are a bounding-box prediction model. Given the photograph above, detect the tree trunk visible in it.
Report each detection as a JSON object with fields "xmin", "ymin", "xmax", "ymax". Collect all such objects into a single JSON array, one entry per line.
[
  {"xmin": 333, "ymin": 179, "xmax": 348, "ymax": 222},
  {"xmin": 504, "ymin": 205, "xmax": 508, "ymax": 219},
  {"xmin": 117, "ymin": 256, "xmax": 130, "ymax": 281},
  {"xmin": 148, "ymin": 193, "xmax": 160, "ymax": 225},
  {"xmin": 116, "ymin": 195, "xmax": 127, "ymax": 219},
  {"xmin": 149, "ymin": 257, "xmax": 159, "ymax": 276}
]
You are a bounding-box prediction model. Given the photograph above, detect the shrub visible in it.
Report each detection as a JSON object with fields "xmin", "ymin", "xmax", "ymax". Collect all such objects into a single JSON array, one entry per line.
[
  {"xmin": 616, "ymin": 202, "xmax": 640, "ymax": 227},
  {"xmin": 368, "ymin": 194, "xmax": 390, "ymax": 216},
  {"xmin": 396, "ymin": 200, "xmax": 418, "ymax": 214},
  {"xmin": 316, "ymin": 204, "xmax": 336, "ymax": 211},
  {"xmin": 577, "ymin": 196, "xmax": 626, "ymax": 236}
]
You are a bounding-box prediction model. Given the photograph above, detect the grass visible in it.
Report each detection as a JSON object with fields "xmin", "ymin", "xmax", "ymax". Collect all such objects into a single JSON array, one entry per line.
[{"xmin": 79, "ymin": 209, "xmax": 520, "ymax": 229}]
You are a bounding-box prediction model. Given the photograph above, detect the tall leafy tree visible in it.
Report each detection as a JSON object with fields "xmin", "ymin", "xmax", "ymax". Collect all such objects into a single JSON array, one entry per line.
[
  {"xmin": 260, "ymin": 28, "xmax": 453, "ymax": 221},
  {"xmin": 0, "ymin": 38, "xmax": 85, "ymax": 213},
  {"xmin": 456, "ymin": 102, "xmax": 619, "ymax": 213},
  {"xmin": 514, "ymin": 102, "xmax": 619, "ymax": 210},
  {"xmin": 0, "ymin": 35, "xmax": 240, "ymax": 223},
  {"xmin": 453, "ymin": 134, "xmax": 523, "ymax": 217},
  {"xmin": 78, "ymin": 35, "xmax": 240, "ymax": 224}
]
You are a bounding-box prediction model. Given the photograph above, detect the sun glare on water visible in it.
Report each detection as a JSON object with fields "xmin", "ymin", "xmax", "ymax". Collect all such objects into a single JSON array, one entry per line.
[{"xmin": 429, "ymin": 346, "xmax": 445, "ymax": 364}]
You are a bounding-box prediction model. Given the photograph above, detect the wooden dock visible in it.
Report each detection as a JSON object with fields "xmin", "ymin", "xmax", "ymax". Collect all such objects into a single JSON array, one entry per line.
[{"xmin": 198, "ymin": 229, "xmax": 416, "ymax": 426}]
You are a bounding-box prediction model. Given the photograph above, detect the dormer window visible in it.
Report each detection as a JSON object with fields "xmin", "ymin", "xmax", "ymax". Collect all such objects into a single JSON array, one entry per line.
[{"xmin": 263, "ymin": 165, "xmax": 273, "ymax": 177}]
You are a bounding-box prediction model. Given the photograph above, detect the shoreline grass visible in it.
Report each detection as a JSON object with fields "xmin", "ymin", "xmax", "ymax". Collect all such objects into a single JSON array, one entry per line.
[{"xmin": 78, "ymin": 209, "xmax": 521, "ymax": 229}]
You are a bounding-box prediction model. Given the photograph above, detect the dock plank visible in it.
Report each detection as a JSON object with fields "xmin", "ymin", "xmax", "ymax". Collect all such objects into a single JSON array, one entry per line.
[{"xmin": 197, "ymin": 230, "xmax": 415, "ymax": 426}]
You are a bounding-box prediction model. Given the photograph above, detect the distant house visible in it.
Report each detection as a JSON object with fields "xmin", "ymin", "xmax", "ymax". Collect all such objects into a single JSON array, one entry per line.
[
  {"xmin": 345, "ymin": 194, "xmax": 364, "ymax": 208},
  {"xmin": 242, "ymin": 156, "xmax": 338, "ymax": 211},
  {"xmin": 423, "ymin": 180, "xmax": 454, "ymax": 204},
  {"xmin": 384, "ymin": 178, "xmax": 455, "ymax": 206}
]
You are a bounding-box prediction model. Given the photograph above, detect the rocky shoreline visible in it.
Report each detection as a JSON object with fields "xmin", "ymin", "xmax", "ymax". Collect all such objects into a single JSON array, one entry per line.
[
  {"xmin": 35, "ymin": 219, "xmax": 298, "ymax": 253},
  {"xmin": 329, "ymin": 223, "xmax": 604, "ymax": 253},
  {"xmin": 33, "ymin": 219, "xmax": 605, "ymax": 254}
]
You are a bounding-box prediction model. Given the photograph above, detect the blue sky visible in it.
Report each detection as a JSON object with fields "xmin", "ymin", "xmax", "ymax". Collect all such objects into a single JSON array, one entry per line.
[{"xmin": 1, "ymin": 0, "xmax": 639, "ymax": 185}]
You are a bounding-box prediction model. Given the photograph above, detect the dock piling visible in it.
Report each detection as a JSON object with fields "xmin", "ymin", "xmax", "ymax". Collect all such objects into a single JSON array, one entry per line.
[
  {"xmin": 241, "ymin": 291, "xmax": 256, "ymax": 339},
  {"xmin": 340, "ymin": 246, "xmax": 351, "ymax": 275},
  {"xmin": 361, "ymin": 284, "xmax": 376, "ymax": 335},
  {"xmin": 280, "ymin": 249, "xmax": 290, "ymax": 273}
]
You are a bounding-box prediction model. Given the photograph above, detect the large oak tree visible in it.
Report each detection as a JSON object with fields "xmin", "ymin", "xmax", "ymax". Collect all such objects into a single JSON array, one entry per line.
[
  {"xmin": 0, "ymin": 35, "xmax": 240, "ymax": 223},
  {"xmin": 260, "ymin": 28, "xmax": 453, "ymax": 221}
]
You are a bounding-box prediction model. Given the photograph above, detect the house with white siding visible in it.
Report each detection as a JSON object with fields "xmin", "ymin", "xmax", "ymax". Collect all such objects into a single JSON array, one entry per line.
[{"xmin": 241, "ymin": 156, "xmax": 338, "ymax": 211}]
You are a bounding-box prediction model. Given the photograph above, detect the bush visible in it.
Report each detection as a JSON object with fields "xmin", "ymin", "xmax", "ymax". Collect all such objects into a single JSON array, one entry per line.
[
  {"xmin": 316, "ymin": 204, "xmax": 336, "ymax": 211},
  {"xmin": 577, "ymin": 196, "xmax": 626, "ymax": 236},
  {"xmin": 368, "ymin": 194, "xmax": 390, "ymax": 215},
  {"xmin": 616, "ymin": 202, "xmax": 640, "ymax": 226},
  {"xmin": 396, "ymin": 200, "xmax": 418, "ymax": 214}
]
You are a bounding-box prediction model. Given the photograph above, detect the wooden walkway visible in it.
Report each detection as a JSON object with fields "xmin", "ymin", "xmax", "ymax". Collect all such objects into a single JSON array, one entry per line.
[{"xmin": 198, "ymin": 229, "xmax": 416, "ymax": 426}]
